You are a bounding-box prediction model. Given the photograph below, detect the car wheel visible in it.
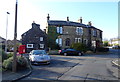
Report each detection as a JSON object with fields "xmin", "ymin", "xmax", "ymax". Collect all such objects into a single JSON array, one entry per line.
[
  {"xmin": 78, "ymin": 53, "xmax": 82, "ymax": 56},
  {"xmin": 64, "ymin": 53, "xmax": 67, "ymax": 56}
]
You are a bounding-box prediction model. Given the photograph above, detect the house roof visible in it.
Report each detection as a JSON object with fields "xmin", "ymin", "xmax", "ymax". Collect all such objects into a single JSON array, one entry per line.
[
  {"xmin": 0, "ymin": 36, "xmax": 6, "ymax": 43},
  {"xmin": 21, "ymin": 23, "xmax": 47, "ymax": 37},
  {"xmin": 48, "ymin": 20, "xmax": 87, "ymax": 27},
  {"xmin": 48, "ymin": 20, "xmax": 102, "ymax": 32}
]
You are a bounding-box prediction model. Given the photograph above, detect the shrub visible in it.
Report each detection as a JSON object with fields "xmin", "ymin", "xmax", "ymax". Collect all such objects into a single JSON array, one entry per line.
[
  {"xmin": 2, "ymin": 56, "xmax": 28, "ymax": 71},
  {"xmin": 2, "ymin": 57, "xmax": 13, "ymax": 70},
  {"xmin": 70, "ymin": 43, "xmax": 88, "ymax": 52},
  {"xmin": 0, "ymin": 49, "xmax": 8, "ymax": 62},
  {"xmin": 7, "ymin": 53, "xmax": 13, "ymax": 58},
  {"xmin": 17, "ymin": 56, "xmax": 28, "ymax": 69}
]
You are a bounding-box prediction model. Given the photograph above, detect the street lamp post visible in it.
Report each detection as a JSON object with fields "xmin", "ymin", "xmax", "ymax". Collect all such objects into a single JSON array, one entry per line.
[
  {"xmin": 5, "ymin": 12, "xmax": 10, "ymax": 53},
  {"xmin": 12, "ymin": 0, "xmax": 18, "ymax": 72}
]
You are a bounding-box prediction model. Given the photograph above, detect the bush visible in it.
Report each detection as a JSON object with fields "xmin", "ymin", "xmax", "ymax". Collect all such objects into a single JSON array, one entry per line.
[
  {"xmin": 2, "ymin": 57, "xmax": 13, "ymax": 70},
  {"xmin": 70, "ymin": 43, "xmax": 88, "ymax": 52},
  {"xmin": 7, "ymin": 53, "xmax": 13, "ymax": 58},
  {"xmin": 2, "ymin": 56, "xmax": 28, "ymax": 71},
  {"xmin": 17, "ymin": 56, "xmax": 28, "ymax": 69},
  {"xmin": 0, "ymin": 49, "xmax": 8, "ymax": 62}
]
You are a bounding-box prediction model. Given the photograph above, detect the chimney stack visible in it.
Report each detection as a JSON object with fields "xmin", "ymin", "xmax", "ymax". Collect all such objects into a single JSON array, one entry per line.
[
  {"xmin": 67, "ymin": 16, "xmax": 69, "ymax": 21},
  {"xmin": 80, "ymin": 17, "xmax": 82, "ymax": 23},
  {"xmin": 88, "ymin": 21, "xmax": 92, "ymax": 26},
  {"xmin": 47, "ymin": 14, "xmax": 50, "ymax": 21},
  {"xmin": 44, "ymin": 29, "xmax": 46, "ymax": 33}
]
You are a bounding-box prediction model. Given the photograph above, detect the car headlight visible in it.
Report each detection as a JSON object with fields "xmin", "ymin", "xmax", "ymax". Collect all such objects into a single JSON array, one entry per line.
[
  {"xmin": 30, "ymin": 56, "xmax": 36, "ymax": 61},
  {"xmin": 45, "ymin": 56, "xmax": 50, "ymax": 60}
]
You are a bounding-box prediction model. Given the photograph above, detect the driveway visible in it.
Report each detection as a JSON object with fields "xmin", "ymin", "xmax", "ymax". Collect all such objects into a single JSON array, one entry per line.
[{"xmin": 20, "ymin": 49, "xmax": 119, "ymax": 81}]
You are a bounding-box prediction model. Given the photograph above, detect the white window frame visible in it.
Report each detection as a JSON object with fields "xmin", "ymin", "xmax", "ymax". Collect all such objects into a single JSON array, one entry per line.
[
  {"xmin": 57, "ymin": 27, "xmax": 63, "ymax": 34},
  {"xmin": 79, "ymin": 27, "xmax": 83, "ymax": 35},
  {"xmin": 27, "ymin": 44, "xmax": 33, "ymax": 48},
  {"xmin": 76, "ymin": 27, "xmax": 79, "ymax": 35},
  {"xmin": 57, "ymin": 27, "xmax": 59, "ymax": 33},
  {"xmin": 92, "ymin": 41, "xmax": 96, "ymax": 47},
  {"xmin": 60, "ymin": 27, "xmax": 63, "ymax": 34},
  {"xmin": 78, "ymin": 38, "xmax": 81, "ymax": 43},
  {"xmin": 40, "ymin": 44, "xmax": 44, "ymax": 48},
  {"xmin": 40, "ymin": 37, "xmax": 43, "ymax": 41},
  {"xmin": 76, "ymin": 27, "xmax": 83, "ymax": 35},
  {"xmin": 75, "ymin": 38, "xmax": 78, "ymax": 43},
  {"xmin": 56, "ymin": 38, "xmax": 62, "ymax": 46}
]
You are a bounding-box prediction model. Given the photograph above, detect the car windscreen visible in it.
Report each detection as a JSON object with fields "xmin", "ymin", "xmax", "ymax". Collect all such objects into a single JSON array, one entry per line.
[
  {"xmin": 66, "ymin": 49, "xmax": 75, "ymax": 51},
  {"xmin": 32, "ymin": 50, "xmax": 47, "ymax": 55}
]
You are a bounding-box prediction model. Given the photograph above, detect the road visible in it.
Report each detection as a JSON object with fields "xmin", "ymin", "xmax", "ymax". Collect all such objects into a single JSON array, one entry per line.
[{"xmin": 21, "ymin": 49, "xmax": 119, "ymax": 81}]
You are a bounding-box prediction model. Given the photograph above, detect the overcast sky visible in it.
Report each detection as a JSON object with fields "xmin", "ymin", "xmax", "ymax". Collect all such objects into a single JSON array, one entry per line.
[{"xmin": 0, "ymin": 0, "xmax": 119, "ymax": 40}]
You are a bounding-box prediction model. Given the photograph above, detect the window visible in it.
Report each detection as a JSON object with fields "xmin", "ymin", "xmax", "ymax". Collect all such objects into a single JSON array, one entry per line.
[
  {"xmin": 78, "ymin": 38, "xmax": 81, "ymax": 43},
  {"xmin": 65, "ymin": 38, "xmax": 70, "ymax": 46},
  {"xmin": 56, "ymin": 38, "xmax": 62, "ymax": 46},
  {"xmin": 84, "ymin": 39, "xmax": 88, "ymax": 45},
  {"xmin": 40, "ymin": 44, "xmax": 44, "ymax": 48},
  {"xmin": 27, "ymin": 44, "xmax": 33, "ymax": 48},
  {"xmin": 57, "ymin": 27, "xmax": 63, "ymax": 34},
  {"xmin": 92, "ymin": 41, "xmax": 96, "ymax": 47},
  {"xmin": 100, "ymin": 31, "xmax": 102, "ymax": 38},
  {"xmin": 93, "ymin": 29, "xmax": 97, "ymax": 36},
  {"xmin": 75, "ymin": 38, "xmax": 78, "ymax": 43},
  {"xmin": 76, "ymin": 27, "xmax": 83, "ymax": 35},
  {"xmin": 57, "ymin": 27, "xmax": 59, "ymax": 33},
  {"xmin": 40, "ymin": 37, "xmax": 43, "ymax": 41},
  {"xmin": 74, "ymin": 38, "xmax": 81, "ymax": 43},
  {"xmin": 97, "ymin": 30, "xmax": 100, "ymax": 37}
]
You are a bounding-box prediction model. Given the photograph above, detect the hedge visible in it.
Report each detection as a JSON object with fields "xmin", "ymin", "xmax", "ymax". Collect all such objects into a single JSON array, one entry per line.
[{"xmin": 2, "ymin": 56, "xmax": 28, "ymax": 71}]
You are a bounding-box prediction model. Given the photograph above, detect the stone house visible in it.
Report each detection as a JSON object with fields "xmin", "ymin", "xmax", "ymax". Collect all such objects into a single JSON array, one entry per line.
[
  {"xmin": 21, "ymin": 22, "xmax": 47, "ymax": 53},
  {"xmin": 46, "ymin": 14, "xmax": 102, "ymax": 49}
]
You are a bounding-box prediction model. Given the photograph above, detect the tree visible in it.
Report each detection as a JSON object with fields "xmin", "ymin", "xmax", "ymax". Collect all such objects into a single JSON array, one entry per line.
[
  {"xmin": 103, "ymin": 41, "xmax": 109, "ymax": 46},
  {"xmin": 70, "ymin": 43, "xmax": 88, "ymax": 52}
]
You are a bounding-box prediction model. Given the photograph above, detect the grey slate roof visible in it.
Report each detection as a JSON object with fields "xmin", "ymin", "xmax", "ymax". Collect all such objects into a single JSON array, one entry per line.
[
  {"xmin": 48, "ymin": 20, "xmax": 102, "ymax": 32},
  {"xmin": 48, "ymin": 20, "xmax": 87, "ymax": 27}
]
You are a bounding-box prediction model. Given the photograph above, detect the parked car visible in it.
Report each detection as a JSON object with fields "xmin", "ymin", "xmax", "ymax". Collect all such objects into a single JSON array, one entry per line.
[
  {"xmin": 29, "ymin": 50, "xmax": 50, "ymax": 64},
  {"xmin": 59, "ymin": 48, "xmax": 83, "ymax": 56},
  {"xmin": 112, "ymin": 45, "xmax": 120, "ymax": 49}
]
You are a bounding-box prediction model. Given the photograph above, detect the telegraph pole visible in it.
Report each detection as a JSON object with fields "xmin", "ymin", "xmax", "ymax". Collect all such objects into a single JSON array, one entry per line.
[{"xmin": 12, "ymin": 0, "xmax": 18, "ymax": 72}]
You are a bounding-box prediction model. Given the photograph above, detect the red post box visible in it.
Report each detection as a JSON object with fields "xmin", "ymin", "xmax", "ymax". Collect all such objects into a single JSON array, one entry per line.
[{"xmin": 18, "ymin": 45, "xmax": 26, "ymax": 54}]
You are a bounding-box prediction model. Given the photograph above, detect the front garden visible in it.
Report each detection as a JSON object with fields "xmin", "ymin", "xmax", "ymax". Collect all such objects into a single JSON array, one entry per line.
[{"xmin": 0, "ymin": 49, "xmax": 28, "ymax": 72}]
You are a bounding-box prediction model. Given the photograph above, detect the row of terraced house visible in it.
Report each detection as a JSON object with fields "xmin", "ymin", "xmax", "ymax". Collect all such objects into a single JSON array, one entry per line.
[{"xmin": 21, "ymin": 14, "xmax": 103, "ymax": 52}]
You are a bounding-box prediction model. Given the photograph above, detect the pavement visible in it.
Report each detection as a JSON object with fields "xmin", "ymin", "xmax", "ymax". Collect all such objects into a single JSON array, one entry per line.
[
  {"xmin": 1, "ymin": 57, "xmax": 120, "ymax": 81},
  {"xmin": 2, "ymin": 56, "xmax": 32, "ymax": 82},
  {"xmin": 106, "ymin": 59, "xmax": 120, "ymax": 79},
  {"xmin": 2, "ymin": 68, "xmax": 32, "ymax": 81}
]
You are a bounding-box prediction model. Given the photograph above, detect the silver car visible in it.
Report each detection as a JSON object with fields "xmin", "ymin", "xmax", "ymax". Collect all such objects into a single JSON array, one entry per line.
[{"xmin": 29, "ymin": 50, "xmax": 50, "ymax": 64}]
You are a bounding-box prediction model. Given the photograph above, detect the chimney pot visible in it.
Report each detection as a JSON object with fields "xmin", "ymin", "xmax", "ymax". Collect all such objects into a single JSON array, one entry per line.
[
  {"xmin": 80, "ymin": 17, "xmax": 82, "ymax": 23},
  {"xmin": 44, "ymin": 29, "xmax": 46, "ymax": 33},
  {"xmin": 88, "ymin": 21, "xmax": 92, "ymax": 26},
  {"xmin": 47, "ymin": 14, "xmax": 50, "ymax": 21},
  {"xmin": 67, "ymin": 16, "xmax": 69, "ymax": 21}
]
